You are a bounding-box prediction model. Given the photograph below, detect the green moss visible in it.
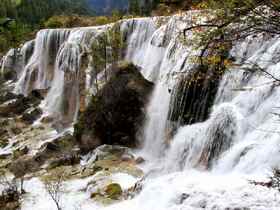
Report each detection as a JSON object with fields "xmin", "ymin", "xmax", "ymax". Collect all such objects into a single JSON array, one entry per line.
[{"xmin": 105, "ymin": 183, "xmax": 122, "ymax": 200}]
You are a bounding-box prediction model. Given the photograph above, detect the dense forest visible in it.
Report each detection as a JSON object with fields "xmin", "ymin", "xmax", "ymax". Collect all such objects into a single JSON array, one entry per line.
[
  {"xmin": 87, "ymin": 0, "xmax": 129, "ymax": 15},
  {"xmin": 0, "ymin": 0, "xmax": 92, "ymax": 53},
  {"xmin": 0, "ymin": 0, "xmax": 91, "ymax": 24}
]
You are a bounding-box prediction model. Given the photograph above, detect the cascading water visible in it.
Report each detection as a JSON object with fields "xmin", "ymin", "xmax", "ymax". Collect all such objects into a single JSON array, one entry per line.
[
  {"xmin": 15, "ymin": 29, "xmax": 71, "ymax": 95},
  {"xmin": 159, "ymin": 33, "xmax": 280, "ymax": 177},
  {"xmin": 2, "ymin": 11, "xmax": 280, "ymax": 209},
  {"xmin": 43, "ymin": 41, "xmax": 82, "ymax": 127},
  {"xmin": 1, "ymin": 48, "xmax": 21, "ymax": 78},
  {"xmin": 13, "ymin": 26, "xmax": 106, "ymax": 125},
  {"xmin": 19, "ymin": 40, "xmax": 35, "ymax": 78}
]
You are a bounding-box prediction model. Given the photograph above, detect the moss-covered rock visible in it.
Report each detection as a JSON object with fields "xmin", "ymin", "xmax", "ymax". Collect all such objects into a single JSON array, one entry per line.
[
  {"xmin": 12, "ymin": 146, "xmax": 29, "ymax": 159},
  {"xmin": 8, "ymin": 132, "xmax": 79, "ymax": 176},
  {"xmin": 80, "ymin": 145, "xmax": 143, "ymax": 178},
  {"xmin": 105, "ymin": 183, "xmax": 123, "ymax": 200},
  {"xmin": 74, "ymin": 62, "xmax": 153, "ymax": 152},
  {"xmin": 0, "ymin": 134, "xmax": 9, "ymax": 148},
  {"xmin": 88, "ymin": 175, "xmax": 124, "ymax": 205}
]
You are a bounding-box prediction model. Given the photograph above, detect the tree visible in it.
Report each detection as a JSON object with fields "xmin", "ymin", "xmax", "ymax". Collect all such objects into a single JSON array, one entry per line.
[
  {"xmin": 129, "ymin": 0, "xmax": 141, "ymax": 15},
  {"xmin": 0, "ymin": 171, "xmax": 20, "ymax": 195},
  {"xmin": 8, "ymin": 158, "xmax": 28, "ymax": 194},
  {"xmin": 43, "ymin": 171, "xmax": 65, "ymax": 210},
  {"xmin": 181, "ymin": 0, "xmax": 280, "ymax": 69}
]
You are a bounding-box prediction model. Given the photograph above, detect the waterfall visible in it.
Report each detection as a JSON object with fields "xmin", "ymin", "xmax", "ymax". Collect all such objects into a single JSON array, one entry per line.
[
  {"xmin": 21, "ymin": 40, "xmax": 35, "ymax": 66},
  {"xmin": 1, "ymin": 49, "xmax": 20, "ymax": 79},
  {"xmin": 2, "ymin": 11, "xmax": 280, "ymax": 175},
  {"xmin": 15, "ymin": 29, "xmax": 71, "ymax": 95},
  {"xmin": 160, "ymin": 33, "xmax": 280, "ymax": 175},
  {"xmin": 165, "ymin": 103, "xmax": 240, "ymax": 172},
  {"xmin": 2, "ymin": 11, "xmax": 280, "ymax": 210},
  {"xmin": 42, "ymin": 42, "xmax": 82, "ymax": 127}
]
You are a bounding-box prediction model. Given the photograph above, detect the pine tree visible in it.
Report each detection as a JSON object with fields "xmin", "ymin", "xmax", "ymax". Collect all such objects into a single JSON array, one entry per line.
[{"xmin": 129, "ymin": 0, "xmax": 141, "ymax": 15}]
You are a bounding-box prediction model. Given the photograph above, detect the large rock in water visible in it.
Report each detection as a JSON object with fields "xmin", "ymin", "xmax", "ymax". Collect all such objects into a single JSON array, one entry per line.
[{"xmin": 74, "ymin": 62, "xmax": 153, "ymax": 152}]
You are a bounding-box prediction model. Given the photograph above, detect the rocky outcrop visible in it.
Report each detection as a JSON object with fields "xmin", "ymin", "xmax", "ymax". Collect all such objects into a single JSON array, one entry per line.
[
  {"xmin": 80, "ymin": 145, "xmax": 143, "ymax": 179},
  {"xmin": 0, "ymin": 89, "xmax": 45, "ymax": 157},
  {"xmin": 74, "ymin": 62, "xmax": 153, "ymax": 152},
  {"xmin": 0, "ymin": 90, "xmax": 43, "ymax": 119},
  {"xmin": 8, "ymin": 132, "xmax": 79, "ymax": 177}
]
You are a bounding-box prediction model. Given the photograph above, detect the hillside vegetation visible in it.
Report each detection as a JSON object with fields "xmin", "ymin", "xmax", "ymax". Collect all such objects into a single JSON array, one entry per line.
[{"xmin": 0, "ymin": 0, "xmax": 92, "ymax": 54}]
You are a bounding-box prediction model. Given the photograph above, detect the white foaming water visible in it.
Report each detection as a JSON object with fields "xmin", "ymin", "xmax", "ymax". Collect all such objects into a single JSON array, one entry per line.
[
  {"xmin": 15, "ymin": 29, "xmax": 71, "ymax": 95},
  {"xmin": 2, "ymin": 11, "xmax": 280, "ymax": 209}
]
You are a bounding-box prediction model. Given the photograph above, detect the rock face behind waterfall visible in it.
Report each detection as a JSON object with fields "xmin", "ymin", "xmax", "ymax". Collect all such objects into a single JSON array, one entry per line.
[
  {"xmin": 168, "ymin": 57, "xmax": 228, "ymax": 129},
  {"xmin": 74, "ymin": 63, "xmax": 153, "ymax": 152}
]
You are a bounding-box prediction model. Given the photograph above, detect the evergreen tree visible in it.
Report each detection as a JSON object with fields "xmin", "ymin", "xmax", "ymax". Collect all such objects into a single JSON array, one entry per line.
[{"xmin": 129, "ymin": 0, "xmax": 141, "ymax": 15}]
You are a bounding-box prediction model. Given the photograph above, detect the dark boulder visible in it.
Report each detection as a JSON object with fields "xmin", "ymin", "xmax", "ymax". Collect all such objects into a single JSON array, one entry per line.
[
  {"xmin": 2, "ymin": 68, "xmax": 17, "ymax": 81},
  {"xmin": 74, "ymin": 62, "xmax": 153, "ymax": 152},
  {"xmin": 8, "ymin": 133, "xmax": 78, "ymax": 176},
  {"xmin": 35, "ymin": 132, "xmax": 78, "ymax": 163}
]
